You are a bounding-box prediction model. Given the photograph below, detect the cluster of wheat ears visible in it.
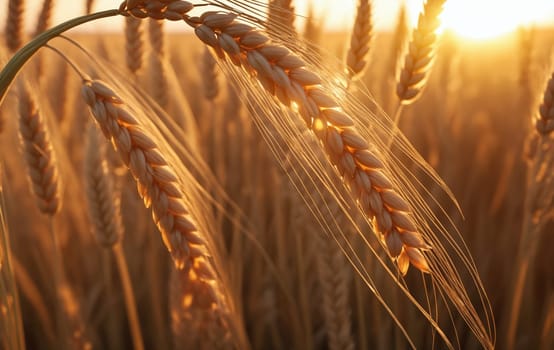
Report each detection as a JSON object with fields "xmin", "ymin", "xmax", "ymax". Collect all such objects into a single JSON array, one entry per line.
[{"xmin": 0, "ymin": 0, "xmax": 553, "ymax": 349}]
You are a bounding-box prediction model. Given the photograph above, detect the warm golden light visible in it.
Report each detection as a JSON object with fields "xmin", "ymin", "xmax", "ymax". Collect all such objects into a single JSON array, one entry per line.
[{"xmin": 439, "ymin": 0, "xmax": 552, "ymax": 40}]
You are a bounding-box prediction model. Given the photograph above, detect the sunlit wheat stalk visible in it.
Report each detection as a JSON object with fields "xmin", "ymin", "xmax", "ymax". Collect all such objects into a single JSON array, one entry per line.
[
  {"xmin": 390, "ymin": 0, "xmax": 446, "ymax": 148},
  {"xmin": 16, "ymin": 78, "xmax": 72, "ymax": 348},
  {"xmin": 121, "ymin": 1, "xmax": 431, "ymax": 274},
  {"xmin": 80, "ymin": 78, "xmax": 240, "ymax": 347},
  {"xmin": 346, "ymin": 0, "xmax": 373, "ymax": 82}
]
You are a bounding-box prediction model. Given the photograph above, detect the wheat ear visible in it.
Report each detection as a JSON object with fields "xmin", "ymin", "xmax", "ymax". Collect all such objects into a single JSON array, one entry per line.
[
  {"xmin": 34, "ymin": 0, "xmax": 54, "ymax": 36},
  {"xmin": 148, "ymin": 18, "xmax": 169, "ymax": 109},
  {"xmin": 17, "ymin": 80, "xmax": 61, "ymax": 216},
  {"xmin": 120, "ymin": 2, "xmax": 431, "ymax": 273},
  {"xmin": 396, "ymin": 0, "xmax": 445, "ymax": 104},
  {"xmin": 346, "ymin": 0, "xmax": 373, "ymax": 81},
  {"xmin": 6, "ymin": 0, "xmax": 25, "ymax": 52},
  {"xmin": 387, "ymin": 0, "xmax": 445, "ymax": 149},
  {"xmin": 316, "ymin": 231, "xmax": 355, "ymax": 350},
  {"xmin": 202, "ymin": 47, "xmax": 219, "ymax": 101},
  {"xmin": 125, "ymin": 16, "xmax": 144, "ymax": 75},
  {"xmin": 81, "ymin": 78, "xmax": 238, "ymax": 347}
]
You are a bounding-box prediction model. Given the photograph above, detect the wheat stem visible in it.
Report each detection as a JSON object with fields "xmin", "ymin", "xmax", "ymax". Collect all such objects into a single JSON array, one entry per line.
[
  {"xmin": 48, "ymin": 218, "xmax": 70, "ymax": 350},
  {"xmin": 113, "ymin": 244, "xmax": 144, "ymax": 350}
]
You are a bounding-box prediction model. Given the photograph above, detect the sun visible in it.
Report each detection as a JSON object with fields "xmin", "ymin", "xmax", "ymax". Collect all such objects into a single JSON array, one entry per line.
[{"xmin": 431, "ymin": 0, "xmax": 551, "ymax": 40}]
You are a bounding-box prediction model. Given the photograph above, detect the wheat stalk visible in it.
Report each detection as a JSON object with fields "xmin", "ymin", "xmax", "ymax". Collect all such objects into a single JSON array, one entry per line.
[
  {"xmin": 346, "ymin": 0, "xmax": 373, "ymax": 81},
  {"xmin": 81, "ymin": 78, "xmax": 207, "ymax": 269},
  {"xmin": 17, "ymin": 79, "xmax": 61, "ymax": 216},
  {"xmin": 79, "ymin": 78, "xmax": 242, "ymax": 347},
  {"xmin": 396, "ymin": 0, "xmax": 445, "ymax": 104},
  {"xmin": 120, "ymin": 1, "xmax": 430, "ymax": 274},
  {"xmin": 84, "ymin": 124, "xmax": 124, "ymax": 247},
  {"xmin": 5, "ymin": 0, "xmax": 25, "ymax": 52},
  {"xmin": 202, "ymin": 47, "xmax": 219, "ymax": 101},
  {"xmin": 125, "ymin": 16, "xmax": 144, "ymax": 75},
  {"xmin": 34, "ymin": 0, "xmax": 54, "ymax": 36}
]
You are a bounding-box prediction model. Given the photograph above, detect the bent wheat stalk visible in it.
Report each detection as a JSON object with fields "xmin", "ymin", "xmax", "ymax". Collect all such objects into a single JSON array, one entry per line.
[
  {"xmin": 80, "ymin": 78, "xmax": 239, "ymax": 347},
  {"xmin": 121, "ymin": 0, "xmax": 430, "ymax": 275}
]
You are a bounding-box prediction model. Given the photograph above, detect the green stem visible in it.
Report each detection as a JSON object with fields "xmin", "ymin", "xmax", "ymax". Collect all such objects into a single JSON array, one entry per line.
[{"xmin": 0, "ymin": 9, "xmax": 121, "ymax": 105}]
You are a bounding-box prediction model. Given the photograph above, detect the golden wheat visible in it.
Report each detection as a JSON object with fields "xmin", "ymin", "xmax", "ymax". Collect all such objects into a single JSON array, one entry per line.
[
  {"xmin": 346, "ymin": 0, "xmax": 373, "ymax": 81},
  {"xmin": 396, "ymin": 0, "xmax": 445, "ymax": 103}
]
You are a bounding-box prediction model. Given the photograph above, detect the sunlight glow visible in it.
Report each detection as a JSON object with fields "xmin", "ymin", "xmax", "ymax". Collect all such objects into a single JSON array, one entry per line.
[{"xmin": 439, "ymin": 0, "xmax": 553, "ymax": 40}]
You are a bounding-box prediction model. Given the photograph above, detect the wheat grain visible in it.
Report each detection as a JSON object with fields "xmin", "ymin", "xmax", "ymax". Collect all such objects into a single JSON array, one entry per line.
[
  {"xmin": 396, "ymin": 0, "xmax": 446, "ymax": 103},
  {"xmin": 5, "ymin": 0, "xmax": 25, "ymax": 52},
  {"xmin": 17, "ymin": 79, "xmax": 61, "ymax": 216},
  {"xmin": 346, "ymin": 0, "xmax": 373, "ymax": 81}
]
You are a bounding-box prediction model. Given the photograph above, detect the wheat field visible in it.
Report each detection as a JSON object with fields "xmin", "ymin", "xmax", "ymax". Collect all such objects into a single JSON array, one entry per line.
[{"xmin": 0, "ymin": 1, "xmax": 553, "ymax": 349}]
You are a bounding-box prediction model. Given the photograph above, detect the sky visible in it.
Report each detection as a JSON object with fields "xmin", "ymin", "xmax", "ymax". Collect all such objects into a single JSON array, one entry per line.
[{"xmin": 1, "ymin": 0, "xmax": 554, "ymax": 38}]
